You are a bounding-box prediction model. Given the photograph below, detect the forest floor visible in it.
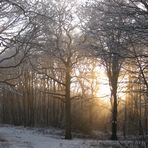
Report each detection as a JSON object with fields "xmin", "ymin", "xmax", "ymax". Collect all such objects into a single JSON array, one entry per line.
[{"xmin": 0, "ymin": 125, "xmax": 145, "ymax": 148}]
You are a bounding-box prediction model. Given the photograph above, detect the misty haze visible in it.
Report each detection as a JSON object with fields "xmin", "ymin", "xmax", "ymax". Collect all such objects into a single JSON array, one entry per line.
[{"xmin": 0, "ymin": 0, "xmax": 147, "ymax": 148}]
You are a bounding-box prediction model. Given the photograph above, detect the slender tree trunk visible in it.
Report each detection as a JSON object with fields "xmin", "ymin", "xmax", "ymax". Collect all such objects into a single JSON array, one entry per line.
[
  {"xmin": 139, "ymin": 86, "xmax": 143, "ymax": 135},
  {"xmin": 111, "ymin": 92, "xmax": 118, "ymax": 140},
  {"xmin": 110, "ymin": 54, "xmax": 120, "ymax": 140},
  {"xmin": 65, "ymin": 65, "xmax": 72, "ymax": 139},
  {"xmin": 123, "ymin": 96, "xmax": 127, "ymax": 139},
  {"xmin": 145, "ymin": 95, "xmax": 148, "ymax": 135}
]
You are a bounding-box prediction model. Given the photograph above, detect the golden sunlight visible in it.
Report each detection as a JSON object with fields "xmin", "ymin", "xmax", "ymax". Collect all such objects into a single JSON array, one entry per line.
[{"xmin": 94, "ymin": 66, "xmax": 127, "ymax": 103}]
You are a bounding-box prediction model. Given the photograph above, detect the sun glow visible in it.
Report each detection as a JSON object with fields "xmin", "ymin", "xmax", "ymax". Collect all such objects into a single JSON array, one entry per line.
[
  {"xmin": 93, "ymin": 66, "xmax": 127, "ymax": 103},
  {"xmin": 95, "ymin": 69, "xmax": 111, "ymax": 104},
  {"xmin": 73, "ymin": 61, "xmax": 127, "ymax": 104},
  {"xmin": 97, "ymin": 80, "xmax": 111, "ymax": 98}
]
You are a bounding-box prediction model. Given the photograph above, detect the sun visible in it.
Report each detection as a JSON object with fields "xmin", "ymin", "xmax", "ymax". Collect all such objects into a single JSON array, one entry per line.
[
  {"xmin": 96, "ymin": 82, "xmax": 111, "ymax": 98},
  {"xmin": 73, "ymin": 61, "xmax": 127, "ymax": 104},
  {"xmin": 94, "ymin": 66, "xmax": 127, "ymax": 103},
  {"xmin": 95, "ymin": 72, "xmax": 111, "ymax": 103}
]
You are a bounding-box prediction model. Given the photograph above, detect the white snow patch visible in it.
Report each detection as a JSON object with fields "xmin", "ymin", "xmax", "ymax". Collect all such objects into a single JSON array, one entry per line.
[{"xmin": 0, "ymin": 125, "xmax": 143, "ymax": 148}]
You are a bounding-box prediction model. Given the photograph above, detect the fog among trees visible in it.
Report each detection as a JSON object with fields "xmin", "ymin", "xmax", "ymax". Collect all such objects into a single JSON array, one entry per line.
[{"xmin": 0, "ymin": 0, "xmax": 148, "ymax": 146}]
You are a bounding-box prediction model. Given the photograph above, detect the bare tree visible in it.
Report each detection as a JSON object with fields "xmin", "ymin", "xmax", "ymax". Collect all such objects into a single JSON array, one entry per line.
[
  {"xmin": 80, "ymin": 0, "xmax": 131, "ymax": 140},
  {"xmin": 0, "ymin": 0, "xmax": 40, "ymax": 88},
  {"xmin": 29, "ymin": 0, "xmax": 82, "ymax": 139}
]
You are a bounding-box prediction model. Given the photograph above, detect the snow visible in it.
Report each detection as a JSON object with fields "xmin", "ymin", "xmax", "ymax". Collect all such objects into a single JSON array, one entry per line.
[
  {"xmin": 0, "ymin": 125, "xmax": 94, "ymax": 148},
  {"xmin": 0, "ymin": 125, "xmax": 143, "ymax": 148}
]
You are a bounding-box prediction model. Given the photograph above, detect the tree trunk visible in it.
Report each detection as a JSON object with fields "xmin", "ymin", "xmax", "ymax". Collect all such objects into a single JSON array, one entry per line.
[
  {"xmin": 145, "ymin": 95, "xmax": 148, "ymax": 135},
  {"xmin": 111, "ymin": 92, "xmax": 118, "ymax": 140},
  {"xmin": 123, "ymin": 96, "xmax": 127, "ymax": 139},
  {"xmin": 65, "ymin": 65, "xmax": 72, "ymax": 139}
]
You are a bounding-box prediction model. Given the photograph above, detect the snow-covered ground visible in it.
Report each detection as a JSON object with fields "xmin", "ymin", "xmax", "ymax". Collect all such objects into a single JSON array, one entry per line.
[{"xmin": 0, "ymin": 125, "xmax": 145, "ymax": 148}]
